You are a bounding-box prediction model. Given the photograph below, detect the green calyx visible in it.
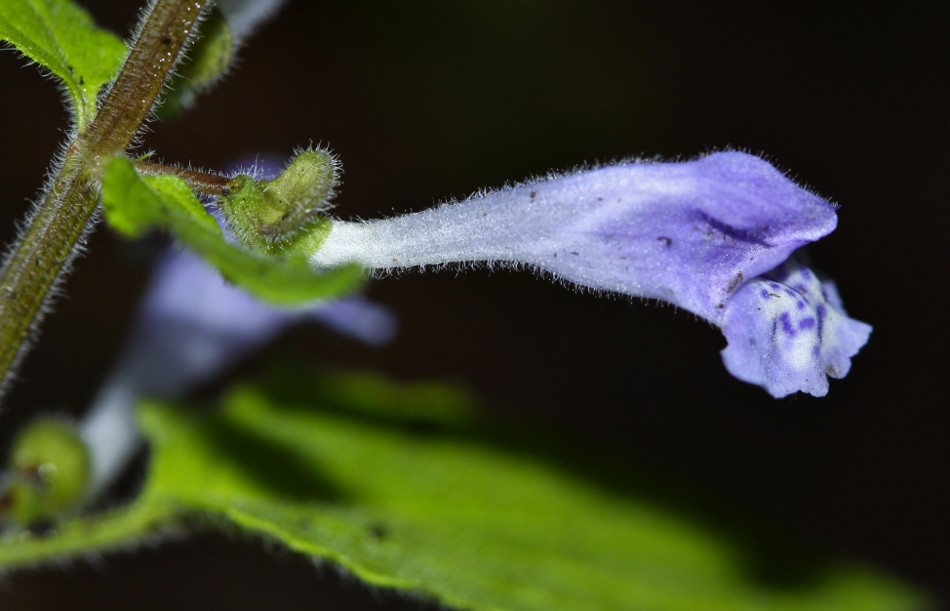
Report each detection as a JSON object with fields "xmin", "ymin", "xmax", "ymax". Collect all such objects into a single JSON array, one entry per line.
[{"xmin": 222, "ymin": 150, "xmax": 338, "ymax": 257}]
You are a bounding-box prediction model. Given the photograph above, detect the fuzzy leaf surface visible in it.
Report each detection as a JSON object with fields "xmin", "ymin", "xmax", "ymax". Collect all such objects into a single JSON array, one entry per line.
[
  {"xmin": 0, "ymin": 371, "xmax": 926, "ymax": 611},
  {"xmin": 100, "ymin": 157, "xmax": 363, "ymax": 304},
  {"xmin": 0, "ymin": 0, "xmax": 126, "ymax": 129}
]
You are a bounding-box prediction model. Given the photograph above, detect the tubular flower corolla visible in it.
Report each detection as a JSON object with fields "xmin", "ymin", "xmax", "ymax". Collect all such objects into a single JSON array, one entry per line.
[{"xmin": 310, "ymin": 152, "xmax": 871, "ymax": 397}]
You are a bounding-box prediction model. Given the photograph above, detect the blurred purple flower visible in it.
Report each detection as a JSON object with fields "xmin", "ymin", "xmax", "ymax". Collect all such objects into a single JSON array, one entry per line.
[
  {"xmin": 216, "ymin": 0, "xmax": 287, "ymax": 43},
  {"xmin": 311, "ymin": 152, "xmax": 870, "ymax": 398},
  {"xmin": 81, "ymin": 248, "xmax": 395, "ymax": 496},
  {"xmin": 127, "ymin": 248, "xmax": 395, "ymax": 396}
]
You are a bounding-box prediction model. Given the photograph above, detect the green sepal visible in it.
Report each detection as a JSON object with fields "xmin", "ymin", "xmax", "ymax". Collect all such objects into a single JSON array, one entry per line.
[
  {"xmin": 0, "ymin": 0, "xmax": 127, "ymax": 130},
  {"xmin": 156, "ymin": 7, "xmax": 233, "ymax": 120},
  {"xmin": 101, "ymin": 157, "xmax": 363, "ymax": 305}
]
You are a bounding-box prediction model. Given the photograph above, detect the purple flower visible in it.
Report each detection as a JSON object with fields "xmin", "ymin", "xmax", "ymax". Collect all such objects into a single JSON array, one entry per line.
[
  {"xmin": 81, "ymin": 248, "xmax": 396, "ymax": 497},
  {"xmin": 118, "ymin": 248, "xmax": 396, "ymax": 396},
  {"xmin": 310, "ymin": 152, "xmax": 870, "ymax": 397}
]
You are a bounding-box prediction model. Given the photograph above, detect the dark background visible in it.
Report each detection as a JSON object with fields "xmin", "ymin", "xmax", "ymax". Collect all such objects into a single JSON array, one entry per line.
[{"xmin": 1, "ymin": 1, "xmax": 947, "ymax": 608}]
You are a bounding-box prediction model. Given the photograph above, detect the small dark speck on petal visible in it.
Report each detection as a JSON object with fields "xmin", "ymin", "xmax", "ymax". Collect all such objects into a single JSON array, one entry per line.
[
  {"xmin": 657, "ymin": 236, "xmax": 672, "ymax": 247},
  {"xmin": 727, "ymin": 271, "xmax": 744, "ymax": 293}
]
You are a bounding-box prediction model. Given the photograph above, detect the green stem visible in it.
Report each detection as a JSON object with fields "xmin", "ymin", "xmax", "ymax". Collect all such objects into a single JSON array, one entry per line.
[{"xmin": 0, "ymin": 0, "xmax": 211, "ymax": 398}]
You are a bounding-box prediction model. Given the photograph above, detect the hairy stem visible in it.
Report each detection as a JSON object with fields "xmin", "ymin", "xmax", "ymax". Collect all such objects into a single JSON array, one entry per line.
[
  {"xmin": 0, "ymin": 0, "xmax": 210, "ymax": 398},
  {"xmin": 134, "ymin": 160, "xmax": 230, "ymax": 197}
]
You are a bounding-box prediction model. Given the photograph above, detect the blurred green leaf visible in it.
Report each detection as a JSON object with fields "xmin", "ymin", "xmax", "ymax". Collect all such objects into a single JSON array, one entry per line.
[
  {"xmin": 0, "ymin": 371, "xmax": 926, "ymax": 610},
  {"xmin": 0, "ymin": 0, "xmax": 126, "ymax": 130},
  {"xmin": 100, "ymin": 157, "xmax": 363, "ymax": 305},
  {"xmin": 157, "ymin": 7, "xmax": 233, "ymax": 120}
]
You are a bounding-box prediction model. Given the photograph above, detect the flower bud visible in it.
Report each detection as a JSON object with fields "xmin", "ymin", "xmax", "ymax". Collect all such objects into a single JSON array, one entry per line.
[{"xmin": 3, "ymin": 418, "xmax": 90, "ymax": 525}]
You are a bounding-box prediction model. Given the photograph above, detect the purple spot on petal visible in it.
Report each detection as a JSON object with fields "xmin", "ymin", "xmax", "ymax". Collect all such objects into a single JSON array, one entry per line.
[
  {"xmin": 816, "ymin": 303, "xmax": 826, "ymax": 340},
  {"xmin": 793, "ymin": 283, "xmax": 809, "ymax": 294},
  {"xmin": 761, "ymin": 289, "xmax": 771, "ymax": 299},
  {"xmin": 796, "ymin": 300, "xmax": 806, "ymax": 310},
  {"xmin": 780, "ymin": 312, "xmax": 795, "ymax": 336},
  {"xmin": 799, "ymin": 316, "xmax": 816, "ymax": 330},
  {"xmin": 769, "ymin": 282, "xmax": 782, "ymax": 291}
]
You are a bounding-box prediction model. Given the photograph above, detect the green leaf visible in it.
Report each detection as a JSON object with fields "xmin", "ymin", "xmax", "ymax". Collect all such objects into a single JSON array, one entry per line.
[
  {"xmin": 0, "ymin": 500, "xmax": 176, "ymax": 568},
  {"xmin": 0, "ymin": 0, "xmax": 126, "ymax": 130},
  {"xmin": 100, "ymin": 157, "xmax": 363, "ymax": 305},
  {"xmin": 0, "ymin": 371, "xmax": 927, "ymax": 610}
]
